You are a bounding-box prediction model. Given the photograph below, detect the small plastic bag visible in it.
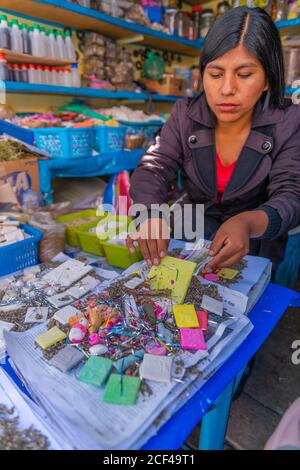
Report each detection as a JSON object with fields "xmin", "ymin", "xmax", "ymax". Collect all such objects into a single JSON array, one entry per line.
[{"xmin": 29, "ymin": 212, "xmax": 66, "ymax": 262}]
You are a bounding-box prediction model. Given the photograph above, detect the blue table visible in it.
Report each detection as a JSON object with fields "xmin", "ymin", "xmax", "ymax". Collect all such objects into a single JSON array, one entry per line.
[
  {"xmin": 1, "ymin": 283, "xmax": 298, "ymax": 450},
  {"xmin": 142, "ymin": 283, "xmax": 298, "ymax": 450}
]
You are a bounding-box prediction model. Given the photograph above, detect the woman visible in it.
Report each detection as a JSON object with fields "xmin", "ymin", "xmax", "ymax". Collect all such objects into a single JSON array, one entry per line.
[{"xmin": 128, "ymin": 7, "xmax": 300, "ymax": 271}]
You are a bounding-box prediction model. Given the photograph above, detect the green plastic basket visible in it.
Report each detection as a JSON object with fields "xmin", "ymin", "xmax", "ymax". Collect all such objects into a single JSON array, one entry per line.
[
  {"xmin": 77, "ymin": 215, "xmax": 131, "ymax": 257},
  {"xmin": 55, "ymin": 210, "xmax": 105, "ymax": 247},
  {"xmin": 102, "ymin": 242, "xmax": 143, "ymax": 269}
]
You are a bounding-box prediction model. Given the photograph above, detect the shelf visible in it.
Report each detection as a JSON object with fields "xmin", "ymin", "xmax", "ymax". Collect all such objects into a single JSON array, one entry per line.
[
  {"xmin": 275, "ymin": 17, "xmax": 300, "ymax": 33},
  {"xmin": 0, "ymin": 0, "xmax": 204, "ymax": 57},
  {"xmin": 4, "ymin": 81, "xmax": 183, "ymax": 103},
  {"xmin": 5, "ymin": 81, "xmax": 297, "ymax": 102},
  {"xmin": 0, "ymin": 48, "xmax": 71, "ymax": 66}
]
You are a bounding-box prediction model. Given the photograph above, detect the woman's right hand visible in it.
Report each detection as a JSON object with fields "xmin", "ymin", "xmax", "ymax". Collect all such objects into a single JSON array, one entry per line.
[{"xmin": 126, "ymin": 217, "xmax": 170, "ymax": 267}]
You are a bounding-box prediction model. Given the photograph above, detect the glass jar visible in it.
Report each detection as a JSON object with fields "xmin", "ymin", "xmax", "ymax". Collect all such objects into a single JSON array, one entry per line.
[
  {"xmin": 187, "ymin": 14, "xmax": 196, "ymax": 41},
  {"xmin": 200, "ymin": 9, "xmax": 214, "ymax": 38},
  {"xmin": 175, "ymin": 11, "xmax": 190, "ymax": 39},
  {"xmin": 283, "ymin": 46, "xmax": 300, "ymax": 87},
  {"xmin": 275, "ymin": 0, "xmax": 288, "ymax": 20},
  {"xmin": 215, "ymin": 1, "xmax": 231, "ymax": 19},
  {"xmin": 164, "ymin": 8, "xmax": 177, "ymax": 35},
  {"xmin": 192, "ymin": 5, "xmax": 202, "ymax": 40}
]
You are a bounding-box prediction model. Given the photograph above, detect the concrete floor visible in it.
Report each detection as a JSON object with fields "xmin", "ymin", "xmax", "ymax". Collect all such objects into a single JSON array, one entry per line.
[{"xmin": 186, "ymin": 281, "xmax": 300, "ymax": 450}]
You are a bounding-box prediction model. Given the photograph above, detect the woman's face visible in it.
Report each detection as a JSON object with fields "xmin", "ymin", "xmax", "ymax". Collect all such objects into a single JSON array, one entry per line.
[{"xmin": 203, "ymin": 44, "xmax": 268, "ymax": 124}]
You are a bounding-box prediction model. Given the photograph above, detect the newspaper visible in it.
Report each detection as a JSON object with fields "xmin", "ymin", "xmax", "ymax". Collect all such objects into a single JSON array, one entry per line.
[
  {"xmin": 4, "ymin": 303, "xmax": 252, "ymax": 450},
  {"xmin": 0, "ymin": 368, "xmax": 66, "ymax": 450},
  {"xmin": 1, "ymin": 241, "xmax": 270, "ymax": 449}
]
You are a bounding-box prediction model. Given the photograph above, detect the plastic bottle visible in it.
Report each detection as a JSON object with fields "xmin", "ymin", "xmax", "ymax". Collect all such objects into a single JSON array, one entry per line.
[
  {"xmin": 28, "ymin": 63, "xmax": 35, "ymax": 83},
  {"xmin": 47, "ymin": 66, "xmax": 52, "ymax": 85},
  {"xmin": 39, "ymin": 26, "xmax": 47, "ymax": 57},
  {"xmin": 43, "ymin": 66, "xmax": 48, "ymax": 85},
  {"xmin": 0, "ymin": 15, "xmax": 11, "ymax": 50},
  {"xmin": 21, "ymin": 23, "xmax": 31, "ymax": 55},
  {"xmin": 51, "ymin": 67, "xmax": 57, "ymax": 85},
  {"xmin": 65, "ymin": 68, "xmax": 73, "ymax": 87},
  {"xmin": 46, "ymin": 29, "xmax": 56, "ymax": 58},
  {"xmin": 71, "ymin": 63, "xmax": 81, "ymax": 87},
  {"xmin": 55, "ymin": 31, "xmax": 66, "ymax": 59},
  {"xmin": 7, "ymin": 63, "xmax": 14, "ymax": 81},
  {"xmin": 36, "ymin": 64, "xmax": 43, "ymax": 84},
  {"xmin": 31, "ymin": 24, "xmax": 42, "ymax": 56},
  {"xmin": 10, "ymin": 19, "xmax": 23, "ymax": 53},
  {"xmin": 28, "ymin": 26, "xmax": 34, "ymax": 53},
  {"xmin": 13, "ymin": 64, "xmax": 21, "ymax": 82},
  {"xmin": 58, "ymin": 68, "xmax": 65, "ymax": 86},
  {"xmin": 20, "ymin": 63, "xmax": 29, "ymax": 83},
  {"xmin": 0, "ymin": 52, "xmax": 9, "ymax": 81},
  {"xmin": 64, "ymin": 31, "xmax": 76, "ymax": 62}
]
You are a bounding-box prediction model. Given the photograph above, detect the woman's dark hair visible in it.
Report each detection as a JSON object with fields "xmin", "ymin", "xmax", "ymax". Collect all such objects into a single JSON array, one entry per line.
[{"xmin": 200, "ymin": 7, "xmax": 285, "ymax": 109}]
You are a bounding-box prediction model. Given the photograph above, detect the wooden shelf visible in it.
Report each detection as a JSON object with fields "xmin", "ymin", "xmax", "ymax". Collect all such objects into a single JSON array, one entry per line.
[
  {"xmin": 0, "ymin": 0, "xmax": 204, "ymax": 57},
  {"xmin": 4, "ymin": 81, "xmax": 185, "ymax": 102},
  {"xmin": 0, "ymin": 48, "xmax": 71, "ymax": 66},
  {"xmin": 276, "ymin": 16, "xmax": 300, "ymax": 35}
]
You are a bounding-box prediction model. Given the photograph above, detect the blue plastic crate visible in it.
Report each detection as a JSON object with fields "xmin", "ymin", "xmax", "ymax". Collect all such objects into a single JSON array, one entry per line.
[
  {"xmin": 94, "ymin": 126, "xmax": 127, "ymax": 153},
  {"xmin": 119, "ymin": 120, "xmax": 163, "ymax": 145},
  {"xmin": 0, "ymin": 119, "xmax": 34, "ymax": 145},
  {"xmin": 0, "ymin": 224, "xmax": 43, "ymax": 276},
  {"xmin": 33, "ymin": 128, "xmax": 93, "ymax": 159}
]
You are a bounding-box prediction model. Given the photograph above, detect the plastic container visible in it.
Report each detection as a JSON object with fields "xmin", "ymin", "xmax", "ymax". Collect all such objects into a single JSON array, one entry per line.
[
  {"xmin": 28, "ymin": 63, "xmax": 36, "ymax": 84},
  {"xmin": 164, "ymin": 8, "xmax": 177, "ymax": 35},
  {"xmin": 102, "ymin": 242, "xmax": 143, "ymax": 269},
  {"xmin": 0, "ymin": 119, "xmax": 34, "ymax": 144},
  {"xmin": 77, "ymin": 215, "xmax": 130, "ymax": 257},
  {"xmin": 36, "ymin": 64, "xmax": 43, "ymax": 84},
  {"xmin": 63, "ymin": 68, "xmax": 72, "ymax": 87},
  {"xmin": 13, "ymin": 64, "xmax": 21, "ymax": 82},
  {"xmin": 28, "ymin": 26, "xmax": 34, "ymax": 53},
  {"xmin": 200, "ymin": 9, "xmax": 214, "ymax": 37},
  {"xmin": 20, "ymin": 63, "xmax": 29, "ymax": 83},
  {"xmin": 94, "ymin": 125, "xmax": 127, "ymax": 153},
  {"xmin": 30, "ymin": 24, "xmax": 41, "ymax": 56},
  {"xmin": 0, "ymin": 224, "xmax": 43, "ymax": 276},
  {"xmin": 39, "ymin": 26, "xmax": 47, "ymax": 57},
  {"xmin": 47, "ymin": 29, "xmax": 56, "ymax": 58},
  {"xmin": 192, "ymin": 5, "xmax": 202, "ymax": 40},
  {"xmin": 10, "ymin": 19, "xmax": 23, "ymax": 53},
  {"xmin": 71, "ymin": 63, "xmax": 81, "ymax": 87},
  {"xmin": 33, "ymin": 127, "xmax": 93, "ymax": 159},
  {"xmin": 0, "ymin": 52, "xmax": 9, "ymax": 82},
  {"xmin": 55, "ymin": 31, "xmax": 66, "ymax": 60},
  {"xmin": 56, "ymin": 209, "xmax": 105, "ymax": 247},
  {"xmin": 21, "ymin": 23, "xmax": 31, "ymax": 55},
  {"xmin": 44, "ymin": 65, "xmax": 51, "ymax": 85},
  {"xmin": 64, "ymin": 31, "xmax": 76, "ymax": 62},
  {"xmin": 119, "ymin": 120, "xmax": 163, "ymax": 146},
  {"xmin": 0, "ymin": 14, "xmax": 11, "ymax": 50}
]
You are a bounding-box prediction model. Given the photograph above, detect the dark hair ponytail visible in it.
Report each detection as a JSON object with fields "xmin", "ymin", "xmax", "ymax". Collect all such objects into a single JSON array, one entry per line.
[{"xmin": 200, "ymin": 7, "xmax": 285, "ymax": 109}]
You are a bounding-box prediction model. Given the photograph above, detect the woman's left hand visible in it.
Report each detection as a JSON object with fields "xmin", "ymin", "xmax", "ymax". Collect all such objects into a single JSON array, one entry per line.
[{"xmin": 205, "ymin": 214, "xmax": 251, "ymax": 271}]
